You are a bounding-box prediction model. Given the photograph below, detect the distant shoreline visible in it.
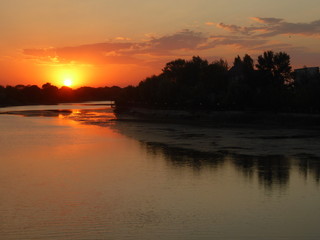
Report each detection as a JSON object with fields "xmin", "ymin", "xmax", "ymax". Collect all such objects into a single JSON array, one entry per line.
[{"xmin": 0, "ymin": 101, "xmax": 115, "ymax": 109}]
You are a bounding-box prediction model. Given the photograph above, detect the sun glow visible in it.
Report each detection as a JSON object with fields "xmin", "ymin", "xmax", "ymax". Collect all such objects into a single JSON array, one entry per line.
[
  {"xmin": 49, "ymin": 67, "xmax": 84, "ymax": 87},
  {"xmin": 45, "ymin": 64, "xmax": 108, "ymax": 88},
  {"xmin": 63, "ymin": 79, "xmax": 73, "ymax": 87}
]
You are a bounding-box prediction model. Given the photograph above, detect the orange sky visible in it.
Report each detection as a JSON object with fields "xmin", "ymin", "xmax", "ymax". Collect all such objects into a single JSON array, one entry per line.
[{"xmin": 1, "ymin": 0, "xmax": 320, "ymax": 88}]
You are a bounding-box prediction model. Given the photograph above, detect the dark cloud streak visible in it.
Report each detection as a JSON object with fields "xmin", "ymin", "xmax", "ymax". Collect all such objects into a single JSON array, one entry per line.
[{"xmin": 218, "ymin": 17, "xmax": 320, "ymax": 37}]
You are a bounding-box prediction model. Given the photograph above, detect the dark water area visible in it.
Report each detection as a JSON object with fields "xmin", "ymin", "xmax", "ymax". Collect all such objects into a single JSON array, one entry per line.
[{"xmin": 1, "ymin": 103, "xmax": 320, "ymax": 239}]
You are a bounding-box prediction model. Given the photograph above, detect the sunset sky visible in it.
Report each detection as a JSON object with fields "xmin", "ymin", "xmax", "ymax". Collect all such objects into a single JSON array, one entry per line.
[{"xmin": 1, "ymin": 0, "xmax": 320, "ymax": 87}]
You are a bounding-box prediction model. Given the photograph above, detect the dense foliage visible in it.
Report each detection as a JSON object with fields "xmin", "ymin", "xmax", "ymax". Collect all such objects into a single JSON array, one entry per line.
[{"xmin": 118, "ymin": 51, "xmax": 320, "ymax": 113}]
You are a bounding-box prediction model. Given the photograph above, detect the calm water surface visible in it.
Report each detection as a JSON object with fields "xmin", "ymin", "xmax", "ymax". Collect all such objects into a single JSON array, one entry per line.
[{"xmin": 0, "ymin": 103, "xmax": 320, "ymax": 239}]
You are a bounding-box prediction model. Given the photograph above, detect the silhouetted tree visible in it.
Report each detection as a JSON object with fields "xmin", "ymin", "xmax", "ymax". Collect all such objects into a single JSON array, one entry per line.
[
  {"xmin": 22, "ymin": 85, "xmax": 42, "ymax": 103},
  {"xmin": 59, "ymin": 86, "xmax": 75, "ymax": 102},
  {"xmin": 243, "ymin": 54, "xmax": 254, "ymax": 72},
  {"xmin": 202, "ymin": 59, "xmax": 229, "ymax": 108},
  {"xmin": 255, "ymin": 51, "xmax": 292, "ymax": 110},
  {"xmin": 0, "ymin": 85, "xmax": 6, "ymax": 105},
  {"xmin": 225, "ymin": 54, "xmax": 255, "ymax": 109},
  {"xmin": 42, "ymin": 83, "xmax": 59, "ymax": 103},
  {"xmin": 256, "ymin": 51, "xmax": 292, "ymax": 85}
]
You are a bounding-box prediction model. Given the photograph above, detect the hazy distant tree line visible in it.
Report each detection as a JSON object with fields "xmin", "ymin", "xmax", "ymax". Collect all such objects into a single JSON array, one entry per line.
[
  {"xmin": 0, "ymin": 83, "xmax": 122, "ymax": 106},
  {"xmin": 118, "ymin": 51, "xmax": 320, "ymax": 113},
  {"xmin": 1, "ymin": 51, "xmax": 320, "ymax": 113}
]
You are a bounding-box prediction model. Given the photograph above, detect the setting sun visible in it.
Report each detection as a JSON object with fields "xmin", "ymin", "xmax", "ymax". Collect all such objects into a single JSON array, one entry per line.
[
  {"xmin": 49, "ymin": 67, "xmax": 86, "ymax": 88},
  {"xmin": 63, "ymin": 79, "xmax": 73, "ymax": 87}
]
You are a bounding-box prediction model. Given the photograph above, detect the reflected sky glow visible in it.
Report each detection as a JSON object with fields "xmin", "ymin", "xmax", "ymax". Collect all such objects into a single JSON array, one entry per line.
[{"xmin": 0, "ymin": 104, "xmax": 320, "ymax": 239}]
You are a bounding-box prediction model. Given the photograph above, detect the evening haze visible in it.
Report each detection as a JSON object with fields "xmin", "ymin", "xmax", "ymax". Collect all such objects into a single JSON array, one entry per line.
[{"xmin": 1, "ymin": 0, "xmax": 319, "ymax": 87}]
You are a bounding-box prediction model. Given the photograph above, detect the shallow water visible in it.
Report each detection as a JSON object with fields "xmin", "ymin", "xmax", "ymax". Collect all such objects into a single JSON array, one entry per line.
[{"xmin": 1, "ymin": 103, "xmax": 320, "ymax": 239}]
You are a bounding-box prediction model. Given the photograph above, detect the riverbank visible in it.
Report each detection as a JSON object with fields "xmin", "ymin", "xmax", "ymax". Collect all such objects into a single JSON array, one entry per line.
[
  {"xmin": 109, "ymin": 119, "xmax": 320, "ymax": 158},
  {"xmin": 114, "ymin": 107, "xmax": 320, "ymax": 128},
  {"xmin": 110, "ymin": 107, "xmax": 320, "ymax": 158}
]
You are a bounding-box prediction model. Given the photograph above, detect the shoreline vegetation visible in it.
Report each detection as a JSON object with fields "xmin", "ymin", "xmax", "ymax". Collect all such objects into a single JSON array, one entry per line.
[
  {"xmin": 113, "ymin": 107, "xmax": 320, "ymax": 128},
  {"xmin": 1, "ymin": 51, "xmax": 320, "ymax": 127}
]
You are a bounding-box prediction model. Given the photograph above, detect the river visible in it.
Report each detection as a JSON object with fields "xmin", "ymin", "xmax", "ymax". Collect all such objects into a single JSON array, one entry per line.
[{"xmin": 0, "ymin": 103, "xmax": 320, "ymax": 239}]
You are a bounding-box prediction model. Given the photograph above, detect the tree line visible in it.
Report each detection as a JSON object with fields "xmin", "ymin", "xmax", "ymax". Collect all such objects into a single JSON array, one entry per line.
[
  {"xmin": 1, "ymin": 51, "xmax": 320, "ymax": 113},
  {"xmin": 118, "ymin": 51, "xmax": 320, "ymax": 113},
  {"xmin": 0, "ymin": 83, "xmax": 122, "ymax": 106}
]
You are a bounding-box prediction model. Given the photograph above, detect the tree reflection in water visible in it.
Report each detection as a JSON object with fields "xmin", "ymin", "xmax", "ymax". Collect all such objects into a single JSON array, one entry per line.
[
  {"xmin": 7, "ymin": 105, "xmax": 318, "ymax": 191},
  {"xmin": 141, "ymin": 141, "xmax": 320, "ymax": 190},
  {"xmin": 297, "ymin": 154, "xmax": 320, "ymax": 182}
]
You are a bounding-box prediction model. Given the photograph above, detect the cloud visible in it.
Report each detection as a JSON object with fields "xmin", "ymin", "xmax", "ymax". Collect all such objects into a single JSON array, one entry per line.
[
  {"xmin": 147, "ymin": 29, "xmax": 207, "ymax": 51},
  {"xmin": 22, "ymin": 18, "xmax": 320, "ymax": 68},
  {"xmin": 216, "ymin": 23, "xmax": 256, "ymax": 35},
  {"xmin": 205, "ymin": 22, "xmax": 215, "ymax": 26},
  {"xmin": 251, "ymin": 17, "xmax": 283, "ymax": 25},
  {"xmin": 258, "ymin": 19, "xmax": 320, "ymax": 37},
  {"xmin": 250, "ymin": 42, "xmax": 292, "ymax": 51},
  {"xmin": 194, "ymin": 34, "xmax": 267, "ymax": 50},
  {"xmin": 23, "ymin": 30, "xmax": 208, "ymax": 65},
  {"xmin": 55, "ymin": 42, "xmax": 139, "ymax": 64},
  {"xmin": 217, "ymin": 18, "xmax": 320, "ymax": 38},
  {"xmin": 24, "ymin": 42, "xmax": 142, "ymax": 65},
  {"xmin": 115, "ymin": 37, "xmax": 131, "ymax": 41}
]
